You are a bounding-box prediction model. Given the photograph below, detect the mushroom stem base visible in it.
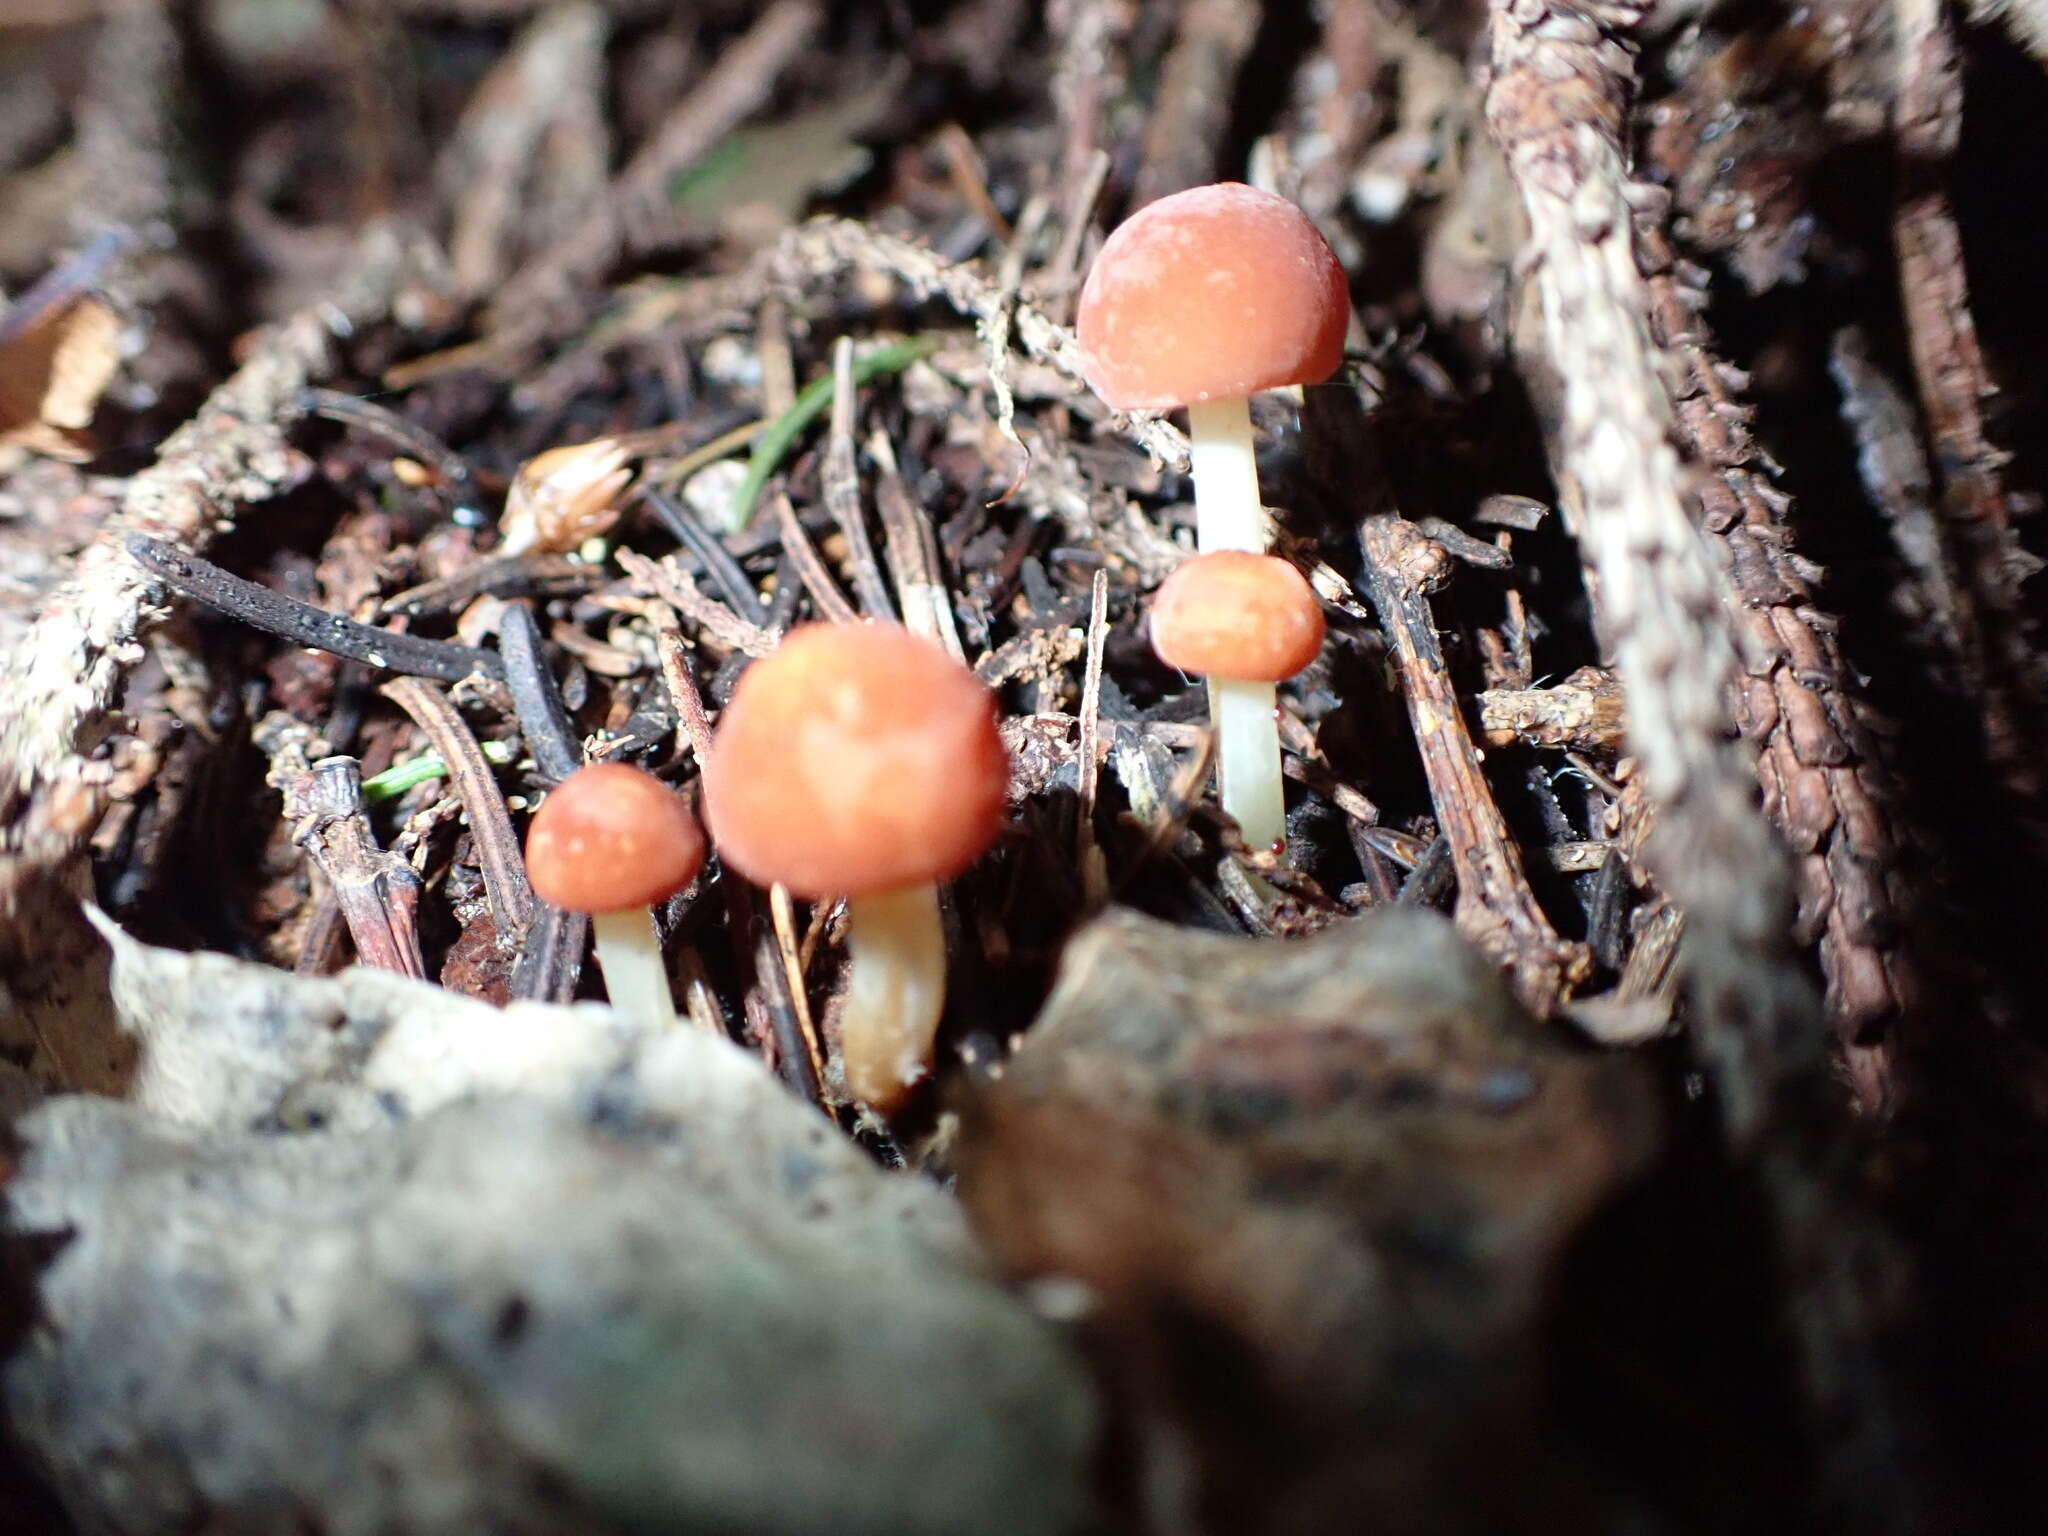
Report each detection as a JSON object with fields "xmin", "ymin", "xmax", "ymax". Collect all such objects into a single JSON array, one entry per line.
[
  {"xmin": 591, "ymin": 907, "xmax": 678, "ymax": 1030},
  {"xmin": 1210, "ymin": 676, "xmax": 1285, "ymax": 853},
  {"xmin": 841, "ymin": 883, "xmax": 945, "ymax": 1113}
]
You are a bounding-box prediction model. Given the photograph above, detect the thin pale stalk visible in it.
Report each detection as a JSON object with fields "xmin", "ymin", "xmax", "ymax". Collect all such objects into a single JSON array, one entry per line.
[
  {"xmin": 1211, "ymin": 677, "xmax": 1284, "ymax": 852},
  {"xmin": 1188, "ymin": 394, "xmax": 1286, "ymax": 847},
  {"xmin": 841, "ymin": 883, "xmax": 945, "ymax": 1112},
  {"xmin": 1187, "ymin": 395, "xmax": 1263, "ymax": 552},
  {"xmin": 590, "ymin": 907, "xmax": 677, "ymax": 1030}
]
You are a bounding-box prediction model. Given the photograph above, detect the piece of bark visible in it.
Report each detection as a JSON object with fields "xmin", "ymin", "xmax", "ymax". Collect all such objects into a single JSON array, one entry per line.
[
  {"xmin": 956, "ymin": 906, "xmax": 1658, "ymax": 1536},
  {"xmin": 5, "ymin": 913, "xmax": 1097, "ymax": 1536}
]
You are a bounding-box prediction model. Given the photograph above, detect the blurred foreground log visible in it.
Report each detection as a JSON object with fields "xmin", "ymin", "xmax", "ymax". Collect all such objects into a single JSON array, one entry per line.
[{"xmin": 957, "ymin": 907, "xmax": 1660, "ymax": 1535}]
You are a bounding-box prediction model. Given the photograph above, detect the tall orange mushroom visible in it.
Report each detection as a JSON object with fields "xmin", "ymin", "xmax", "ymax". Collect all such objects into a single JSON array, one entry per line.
[
  {"xmin": 1078, "ymin": 182, "xmax": 1348, "ymax": 850},
  {"xmin": 701, "ymin": 623, "xmax": 1008, "ymax": 1113}
]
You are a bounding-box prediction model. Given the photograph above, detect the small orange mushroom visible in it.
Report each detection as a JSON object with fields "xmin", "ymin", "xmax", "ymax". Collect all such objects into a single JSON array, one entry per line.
[
  {"xmin": 1149, "ymin": 553, "xmax": 1325, "ymax": 852},
  {"xmin": 702, "ymin": 622, "xmax": 1007, "ymax": 1113},
  {"xmin": 1150, "ymin": 551, "xmax": 1326, "ymax": 682},
  {"xmin": 526, "ymin": 760, "xmax": 705, "ymax": 1030}
]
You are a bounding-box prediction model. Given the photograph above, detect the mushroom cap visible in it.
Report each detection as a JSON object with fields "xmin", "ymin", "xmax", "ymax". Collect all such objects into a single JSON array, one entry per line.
[
  {"xmin": 525, "ymin": 761, "xmax": 706, "ymax": 913},
  {"xmin": 1150, "ymin": 551, "xmax": 1326, "ymax": 682},
  {"xmin": 1076, "ymin": 182, "xmax": 1349, "ymax": 412},
  {"xmin": 701, "ymin": 623, "xmax": 1008, "ymax": 900}
]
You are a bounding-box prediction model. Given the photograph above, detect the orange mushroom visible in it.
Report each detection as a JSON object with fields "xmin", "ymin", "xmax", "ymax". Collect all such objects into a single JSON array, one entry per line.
[
  {"xmin": 525, "ymin": 760, "xmax": 705, "ymax": 1030},
  {"xmin": 1077, "ymin": 183, "xmax": 1348, "ymax": 849},
  {"xmin": 1077, "ymin": 182, "xmax": 1348, "ymax": 418},
  {"xmin": 1151, "ymin": 550, "xmax": 1326, "ymax": 681},
  {"xmin": 1150, "ymin": 552, "xmax": 1326, "ymax": 851},
  {"xmin": 701, "ymin": 622, "xmax": 1007, "ymax": 1113}
]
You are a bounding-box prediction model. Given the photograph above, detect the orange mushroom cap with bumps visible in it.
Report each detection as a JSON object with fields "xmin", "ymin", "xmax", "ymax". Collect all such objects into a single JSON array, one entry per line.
[
  {"xmin": 702, "ymin": 622, "xmax": 1008, "ymax": 1113},
  {"xmin": 525, "ymin": 761, "xmax": 704, "ymax": 1031},
  {"xmin": 526, "ymin": 761, "xmax": 706, "ymax": 912},
  {"xmin": 1150, "ymin": 552, "xmax": 1326, "ymax": 682},
  {"xmin": 701, "ymin": 622, "xmax": 1007, "ymax": 900},
  {"xmin": 1076, "ymin": 182, "xmax": 1348, "ymax": 413}
]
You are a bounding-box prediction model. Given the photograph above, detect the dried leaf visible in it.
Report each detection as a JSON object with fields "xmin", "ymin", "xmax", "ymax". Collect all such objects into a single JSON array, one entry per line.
[
  {"xmin": 498, "ymin": 438, "xmax": 632, "ymax": 556},
  {"xmin": 0, "ymin": 294, "xmax": 119, "ymax": 461},
  {"xmin": 670, "ymin": 66, "xmax": 904, "ymax": 244}
]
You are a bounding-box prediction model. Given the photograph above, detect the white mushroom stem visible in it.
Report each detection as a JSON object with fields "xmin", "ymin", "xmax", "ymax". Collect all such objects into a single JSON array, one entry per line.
[
  {"xmin": 590, "ymin": 907, "xmax": 678, "ymax": 1030},
  {"xmin": 1209, "ymin": 677, "xmax": 1286, "ymax": 852},
  {"xmin": 1186, "ymin": 394, "xmax": 1287, "ymax": 852},
  {"xmin": 840, "ymin": 882, "xmax": 945, "ymax": 1112},
  {"xmin": 1187, "ymin": 396, "xmax": 1264, "ymax": 552}
]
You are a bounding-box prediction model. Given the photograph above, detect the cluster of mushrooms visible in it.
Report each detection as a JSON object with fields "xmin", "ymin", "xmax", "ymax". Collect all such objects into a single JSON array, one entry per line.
[{"xmin": 527, "ymin": 183, "xmax": 1348, "ymax": 1117}]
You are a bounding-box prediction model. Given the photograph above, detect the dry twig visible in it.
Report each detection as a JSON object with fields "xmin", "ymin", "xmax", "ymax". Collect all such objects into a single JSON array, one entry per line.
[
  {"xmin": 617, "ymin": 548, "xmax": 776, "ymax": 657},
  {"xmin": 380, "ymin": 677, "xmax": 534, "ymax": 938},
  {"xmin": 285, "ymin": 756, "xmax": 428, "ymax": 980},
  {"xmin": 0, "ymin": 225, "xmax": 431, "ymax": 922},
  {"xmin": 822, "ymin": 338, "xmax": 895, "ymax": 619},
  {"xmin": 1638, "ymin": 221, "xmax": 1915, "ymax": 1112},
  {"xmin": 1475, "ymin": 669, "xmax": 1625, "ymax": 752},
  {"xmin": 1485, "ymin": 0, "xmax": 1811, "ymax": 1130},
  {"xmin": 1359, "ymin": 515, "xmax": 1587, "ymax": 1014}
]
